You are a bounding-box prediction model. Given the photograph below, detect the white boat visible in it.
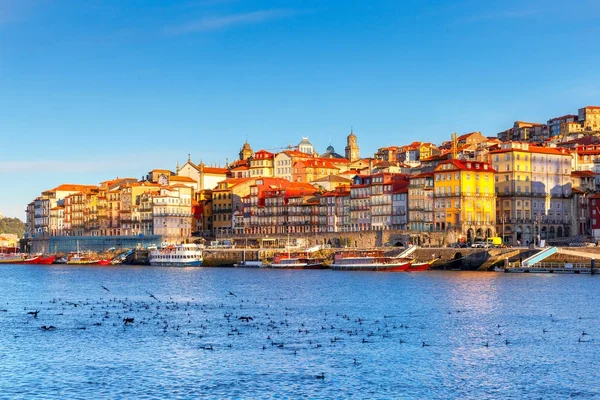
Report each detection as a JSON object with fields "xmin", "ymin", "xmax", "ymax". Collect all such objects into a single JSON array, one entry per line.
[
  {"xmin": 234, "ymin": 260, "xmax": 265, "ymax": 268},
  {"xmin": 330, "ymin": 250, "xmax": 413, "ymax": 271},
  {"xmin": 149, "ymin": 244, "xmax": 203, "ymax": 267}
]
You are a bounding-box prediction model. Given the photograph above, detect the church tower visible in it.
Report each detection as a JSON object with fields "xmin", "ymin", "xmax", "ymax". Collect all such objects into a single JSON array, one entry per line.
[
  {"xmin": 239, "ymin": 139, "xmax": 254, "ymax": 161},
  {"xmin": 345, "ymin": 129, "xmax": 360, "ymax": 161}
]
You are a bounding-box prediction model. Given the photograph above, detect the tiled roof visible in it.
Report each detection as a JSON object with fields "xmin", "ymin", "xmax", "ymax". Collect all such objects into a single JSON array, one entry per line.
[
  {"xmin": 571, "ymin": 170, "xmax": 597, "ymax": 178},
  {"xmin": 169, "ymin": 176, "xmax": 197, "ymax": 183}
]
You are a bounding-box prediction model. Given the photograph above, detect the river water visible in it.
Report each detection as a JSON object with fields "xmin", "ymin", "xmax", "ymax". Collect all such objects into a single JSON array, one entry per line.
[{"xmin": 0, "ymin": 265, "xmax": 599, "ymax": 399}]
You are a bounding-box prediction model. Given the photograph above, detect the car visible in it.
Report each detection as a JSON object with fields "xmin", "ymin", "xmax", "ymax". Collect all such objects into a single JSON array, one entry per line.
[{"xmin": 471, "ymin": 242, "xmax": 490, "ymax": 248}]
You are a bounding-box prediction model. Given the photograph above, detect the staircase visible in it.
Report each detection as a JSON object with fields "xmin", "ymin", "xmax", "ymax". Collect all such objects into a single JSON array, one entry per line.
[
  {"xmin": 395, "ymin": 245, "xmax": 417, "ymax": 259},
  {"xmin": 521, "ymin": 247, "xmax": 557, "ymax": 267}
]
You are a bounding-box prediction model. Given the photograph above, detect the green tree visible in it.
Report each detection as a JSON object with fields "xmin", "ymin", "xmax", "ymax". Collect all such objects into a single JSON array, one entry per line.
[{"xmin": 0, "ymin": 217, "xmax": 26, "ymax": 238}]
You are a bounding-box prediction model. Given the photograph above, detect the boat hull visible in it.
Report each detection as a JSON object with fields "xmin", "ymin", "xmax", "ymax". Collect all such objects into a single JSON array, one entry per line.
[
  {"xmin": 36, "ymin": 256, "xmax": 56, "ymax": 265},
  {"xmin": 331, "ymin": 261, "xmax": 412, "ymax": 271},
  {"xmin": 407, "ymin": 261, "xmax": 433, "ymax": 272},
  {"xmin": 150, "ymin": 260, "xmax": 203, "ymax": 267}
]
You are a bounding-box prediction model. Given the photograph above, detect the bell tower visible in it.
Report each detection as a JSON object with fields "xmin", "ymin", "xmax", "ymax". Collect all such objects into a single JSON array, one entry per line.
[{"xmin": 345, "ymin": 128, "xmax": 360, "ymax": 161}]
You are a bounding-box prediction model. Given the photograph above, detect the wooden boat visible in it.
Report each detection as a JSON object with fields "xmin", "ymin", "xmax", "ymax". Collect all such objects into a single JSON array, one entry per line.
[
  {"xmin": 268, "ymin": 253, "xmax": 326, "ymax": 269},
  {"xmin": 67, "ymin": 254, "xmax": 99, "ymax": 265},
  {"xmin": 330, "ymin": 250, "xmax": 413, "ymax": 271},
  {"xmin": 406, "ymin": 259, "xmax": 435, "ymax": 272},
  {"xmin": 20, "ymin": 256, "xmax": 42, "ymax": 264},
  {"xmin": 36, "ymin": 255, "xmax": 57, "ymax": 265},
  {"xmin": 0, "ymin": 253, "xmax": 28, "ymax": 264}
]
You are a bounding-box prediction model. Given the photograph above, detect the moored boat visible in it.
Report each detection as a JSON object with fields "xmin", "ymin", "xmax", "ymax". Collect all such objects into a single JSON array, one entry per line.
[
  {"xmin": 149, "ymin": 244, "xmax": 203, "ymax": 267},
  {"xmin": 0, "ymin": 253, "xmax": 28, "ymax": 264},
  {"xmin": 67, "ymin": 253, "xmax": 99, "ymax": 265},
  {"xmin": 36, "ymin": 255, "xmax": 57, "ymax": 265},
  {"xmin": 330, "ymin": 250, "xmax": 413, "ymax": 271},
  {"xmin": 406, "ymin": 259, "xmax": 435, "ymax": 272},
  {"xmin": 268, "ymin": 253, "xmax": 326, "ymax": 269},
  {"xmin": 21, "ymin": 256, "xmax": 42, "ymax": 264},
  {"xmin": 234, "ymin": 260, "xmax": 265, "ymax": 268}
]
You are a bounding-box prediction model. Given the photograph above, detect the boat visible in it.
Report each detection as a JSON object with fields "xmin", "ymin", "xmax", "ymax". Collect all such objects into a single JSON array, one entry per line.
[
  {"xmin": 268, "ymin": 252, "xmax": 326, "ymax": 269},
  {"xmin": 330, "ymin": 250, "xmax": 413, "ymax": 271},
  {"xmin": 0, "ymin": 254, "xmax": 41, "ymax": 264},
  {"xmin": 96, "ymin": 259, "xmax": 112, "ymax": 266},
  {"xmin": 0, "ymin": 253, "xmax": 28, "ymax": 264},
  {"xmin": 67, "ymin": 253, "xmax": 99, "ymax": 265},
  {"xmin": 406, "ymin": 259, "xmax": 435, "ymax": 272},
  {"xmin": 234, "ymin": 260, "xmax": 265, "ymax": 268},
  {"xmin": 36, "ymin": 255, "xmax": 57, "ymax": 265},
  {"xmin": 66, "ymin": 241, "xmax": 99, "ymax": 265},
  {"xmin": 149, "ymin": 244, "xmax": 203, "ymax": 267}
]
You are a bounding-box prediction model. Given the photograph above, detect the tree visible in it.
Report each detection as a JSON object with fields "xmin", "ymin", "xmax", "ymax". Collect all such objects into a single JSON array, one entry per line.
[{"xmin": 0, "ymin": 217, "xmax": 26, "ymax": 238}]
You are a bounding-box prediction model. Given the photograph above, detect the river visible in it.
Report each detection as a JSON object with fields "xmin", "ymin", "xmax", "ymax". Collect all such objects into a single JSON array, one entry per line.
[{"xmin": 0, "ymin": 265, "xmax": 599, "ymax": 399}]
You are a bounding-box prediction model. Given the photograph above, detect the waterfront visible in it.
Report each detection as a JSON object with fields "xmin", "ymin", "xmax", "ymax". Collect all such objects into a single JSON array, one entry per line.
[{"xmin": 1, "ymin": 266, "xmax": 599, "ymax": 399}]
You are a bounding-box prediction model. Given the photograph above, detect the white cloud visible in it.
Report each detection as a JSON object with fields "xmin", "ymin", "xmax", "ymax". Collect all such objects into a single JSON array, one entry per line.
[{"xmin": 163, "ymin": 9, "xmax": 297, "ymax": 35}]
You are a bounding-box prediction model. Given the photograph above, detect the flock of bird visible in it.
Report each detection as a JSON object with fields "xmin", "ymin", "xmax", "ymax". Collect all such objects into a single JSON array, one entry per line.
[{"xmin": 1, "ymin": 285, "xmax": 596, "ymax": 382}]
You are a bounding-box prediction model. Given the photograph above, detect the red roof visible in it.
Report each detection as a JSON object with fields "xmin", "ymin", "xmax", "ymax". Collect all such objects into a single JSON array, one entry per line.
[
  {"xmin": 435, "ymin": 159, "xmax": 496, "ymax": 173},
  {"xmin": 571, "ymin": 170, "xmax": 597, "ymax": 178}
]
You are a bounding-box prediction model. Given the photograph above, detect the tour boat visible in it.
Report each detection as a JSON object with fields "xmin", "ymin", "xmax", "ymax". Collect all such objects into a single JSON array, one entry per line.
[
  {"xmin": 406, "ymin": 259, "xmax": 435, "ymax": 272},
  {"xmin": 149, "ymin": 244, "xmax": 203, "ymax": 267},
  {"xmin": 268, "ymin": 253, "xmax": 326, "ymax": 269},
  {"xmin": 0, "ymin": 254, "xmax": 41, "ymax": 264},
  {"xmin": 0, "ymin": 254, "xmax": 27, "ymax": 264},
  {"xmin": 330, "ymin": 250, "xmax": 413, "ymax": 272},
  {"xmin": 67, "ymin": 253, "xmax": 99, "ymax": 265}
]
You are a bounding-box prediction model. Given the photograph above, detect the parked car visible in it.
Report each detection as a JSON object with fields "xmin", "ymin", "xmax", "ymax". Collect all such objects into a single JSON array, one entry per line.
[{"xmin": 471, "ymin": 241, "xmax": 490, "ymax": 248}]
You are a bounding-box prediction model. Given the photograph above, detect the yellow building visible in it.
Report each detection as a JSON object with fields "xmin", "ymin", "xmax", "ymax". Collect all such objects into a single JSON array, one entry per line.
[
  {"xmin": 212, "ymin": 178, "xmax": 254, "ymax": 236},
  {"xmin": 433, "ymin": 159, "xmax": 496, "ymax": 243}
]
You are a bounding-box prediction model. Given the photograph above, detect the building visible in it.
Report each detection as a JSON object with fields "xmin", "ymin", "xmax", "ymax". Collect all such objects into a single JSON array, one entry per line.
[
  {"xmin": 350, "ymin": 175, "xmax": 371, "ymax": 231},
  {"xmin": 433, "ymin": 160, "xmax": 496, "ymax": 243},
  {"xmin": 320, "ymin": 186, "xmax": 350, "ymax": 232},
  {"xmin": 177, "ymin": 158, "xmax": 228, "ymax": 192},
  {"xmin": 345, "ymin": 130, "xmax": 360, "ymax": 162},
  {"xmin": 211, "ymin": 178, "xmax": 253, "ymax": 236},
  {"xmin": 578, "ymin": 106, "xmax": 600, "ymax": 132},
  {"xmin": 408, "ymin": 172, "xmax": 434, "ymax": 235},
  {"xmin": 239, "ymin": 140, "xmax": 254, "ymax": 161},
  {"xmin": 297, "ymin": 137, "xmax": 317, "ymax": 155},
  {"xmin": 151, "ymin": 185, "xmax": 193, "ymax": 243},
  {"xmin": 391, "ymin": 175, "xmax": 409, "ymax": 230},
  {"xmin": 491, "ymin": 142, "xmax": 572, "ymax": 245},
  {"xmin": 249, "ymin": 150, "xmax": 275, "ymax": 178}
]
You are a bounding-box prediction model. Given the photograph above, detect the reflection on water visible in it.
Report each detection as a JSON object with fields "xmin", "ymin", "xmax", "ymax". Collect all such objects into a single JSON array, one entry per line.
[{"xmin": 0, "ymin": 266, "xmax": 599, "ymax": 399}]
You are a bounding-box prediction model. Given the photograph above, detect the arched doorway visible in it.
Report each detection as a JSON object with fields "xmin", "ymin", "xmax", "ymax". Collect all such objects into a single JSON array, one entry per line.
[
  {"xmin": 485, "ymin": 228, "xmax": 493, "ymax": 238},
  {"xmin": 516, "ymin": 226, "xmax": 522, "ymax": 244},
  {"xmin": 476, "ymin": 228, "xmax": 483, "ymax": 239},
  {"xmin": 524, "ymin": 226, "xmax": 532, "ymax": 245},
  {"xmin": 557, "ymin": 226, "xmax": 563, "ymax": 238},
  {"xmin": 467, "ymin": 229, "xmax": 474, "ymax": 244},
  {"xmin": 565, "ymin": 226, "xmax": 571, "ymax": 238},
  {"xmin": 541, "ymin": 226, "xmax": 547, "ymax": 239},
  {"xmin": 549, "ymin": 226, "xmax": 555, "ymax": 239}
]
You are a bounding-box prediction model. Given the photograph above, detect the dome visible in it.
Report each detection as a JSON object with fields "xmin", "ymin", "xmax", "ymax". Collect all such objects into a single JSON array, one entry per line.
[{"xmin": 326, "ymin": 145, "xmax": 335, "ymax": 153}]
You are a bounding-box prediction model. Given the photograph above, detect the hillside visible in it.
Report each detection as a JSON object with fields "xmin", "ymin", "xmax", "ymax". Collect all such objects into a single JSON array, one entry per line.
[{"xmin": 0, "ymin": 217, "xmax": 26, "ymax": 238}]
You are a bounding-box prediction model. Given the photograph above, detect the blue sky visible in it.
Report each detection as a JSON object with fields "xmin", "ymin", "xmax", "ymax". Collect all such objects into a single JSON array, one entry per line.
[{"xmin": 1, "ymin": 0, "xmax": 599, "ymax": 220}]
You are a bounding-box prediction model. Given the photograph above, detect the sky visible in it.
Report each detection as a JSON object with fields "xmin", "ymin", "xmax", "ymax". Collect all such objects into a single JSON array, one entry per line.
[{"xmin": 1, "ymin": 0, "xmax": 600, "ymax": 220}]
